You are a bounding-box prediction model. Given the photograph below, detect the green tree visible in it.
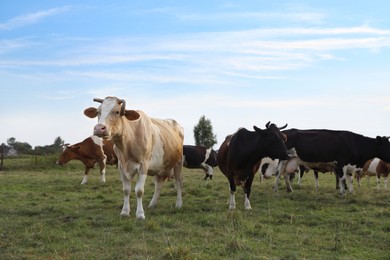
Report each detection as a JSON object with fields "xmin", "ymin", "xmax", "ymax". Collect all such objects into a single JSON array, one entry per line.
[{"xmin": 193, "ymin": 115, "xmax": 217, "ymax": 148}]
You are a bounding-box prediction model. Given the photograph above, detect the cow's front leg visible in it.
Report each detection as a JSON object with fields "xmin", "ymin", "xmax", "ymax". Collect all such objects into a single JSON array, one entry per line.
[
  {"xmin": 243, "ymin": 173, "xmax": 255, "ymax": 210},
  {"xmin": 228, "ymin": 177, "xmax": 236, "ymax": 210},
  {"xmin": 120, "ymin": 170, "xmax": 131, "ymax": 216},
  {"xmin": 81, "ymin": 167, "xmax": 91, "ymax": 184},
  {"xmin": 273, "ymin": 160, "xmax": 285, "ymax": 192},
  {"xmin": 99, "ymin": 156, "xmax": 107, "ymax": 183},
  {"xmin": 135, "ymin": 172, "xmax": 147, "ymax": 220}
]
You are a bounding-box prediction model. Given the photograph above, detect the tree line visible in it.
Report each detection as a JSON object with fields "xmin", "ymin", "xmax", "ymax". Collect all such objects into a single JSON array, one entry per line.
[{"xmin": 3, "ymin": 136, "xmax": 64, "ymax": 155}]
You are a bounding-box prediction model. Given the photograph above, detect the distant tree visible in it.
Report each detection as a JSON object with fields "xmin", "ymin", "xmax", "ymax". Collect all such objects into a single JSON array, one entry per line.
[
  {"xmin": 13, "ymin": 142, "xmax": 32, "ymax": 154},
  {"xmin": 7, "ymin": 137, "xmax": 16, "ymax": 146},
  {"xmin": 6, "ymin": 137, "xmax": 33, "ymax": 154},
  {"xmin": 193, "ymin": 115, "xmax": 217, "ymax": 148},
  {"xmin": 53, "ymin": 136, "xmax": 64, "ymax": 149},
  {"xmin": 35, "ymin": 137, "xmax": 64, "ymax": 155}
]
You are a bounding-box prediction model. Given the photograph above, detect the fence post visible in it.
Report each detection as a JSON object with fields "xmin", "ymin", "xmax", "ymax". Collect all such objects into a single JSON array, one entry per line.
[{"xmin": 0, "ymin": 143, "xmax": 4, "ymax": 171}]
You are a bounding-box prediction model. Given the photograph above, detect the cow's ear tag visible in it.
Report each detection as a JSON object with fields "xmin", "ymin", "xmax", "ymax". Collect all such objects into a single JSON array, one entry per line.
[{"xmin": 124, "ymin": 110, "xmax": 140, "ymax": 121}]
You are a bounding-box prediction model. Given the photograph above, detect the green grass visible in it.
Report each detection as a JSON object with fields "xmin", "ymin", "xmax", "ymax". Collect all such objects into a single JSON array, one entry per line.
[{"xmin": 0, "ymin": 156, "xmax": 389, "ymax": 259}]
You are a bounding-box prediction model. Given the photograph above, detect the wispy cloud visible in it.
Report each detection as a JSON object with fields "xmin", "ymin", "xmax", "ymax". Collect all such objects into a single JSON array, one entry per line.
[
  {"xmin": 1, "ymin": 24, "xmax": 390, "ymax": 87},
  {"xmin": 0, "ymin": 6, "xmax": 71, "ymax": 30},
  {"xmin": 177, "ymin": 11, "xmax": 326, "ymax": 24}
]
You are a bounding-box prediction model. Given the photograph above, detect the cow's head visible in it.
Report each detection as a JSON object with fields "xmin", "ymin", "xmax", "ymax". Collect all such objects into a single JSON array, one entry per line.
[
  {"xmin": 253, "ymin": 121, "xmax": 290, "ymax": 160},
  {"xmin": 56, "ymin": 144, "xmax": 78, "ymax": 165},
  {"xmin": 84, "ymin": 97, "xmax": 140, "ymax": 139},
  {"xmin": 375, "ymin": 136, "xmax": 390, "ymax": 162}
]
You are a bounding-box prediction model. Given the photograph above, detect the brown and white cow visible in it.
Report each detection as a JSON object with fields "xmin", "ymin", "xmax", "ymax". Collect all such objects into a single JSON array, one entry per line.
[
  {"xmin": 57, "ymin": 136, "xmax": 118, "ymax": 184},
  {"xmin": 274, "ymin": 148, "xmax": 338, "ymax": 192},
  {"xmin": 84, "ymin": 96, "xmax": 184, "ymax": 220},
  {"xmin": 360, "ymin": 158, "xmax": 390, "ymax": 189},
  {"xmin": 217, "ymin": 122, "xmax": 290, "ymax": 210}
]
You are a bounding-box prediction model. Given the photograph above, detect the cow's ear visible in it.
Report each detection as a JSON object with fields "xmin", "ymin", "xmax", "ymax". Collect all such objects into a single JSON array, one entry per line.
[
  {"xmin": 376, "ymin": 136, "xmax": 389, "ymax": 144},
  {"xmin": 84, "ymin": 107, "xmax": 98, "ymax": 118},
  {"xmin": 69, "ymin": 145, "xmax": 80, "ymax": 151},
  {"xmin": 253, "ymin": 125, "xmax": 263, "ymax": 133},
  {"xmin": 253, "ymin": 125, "xmax": 265, "ymax": 134},
  {"xmin": 124, "ymin": 110, "xmax": 140, "ymax": 121}
]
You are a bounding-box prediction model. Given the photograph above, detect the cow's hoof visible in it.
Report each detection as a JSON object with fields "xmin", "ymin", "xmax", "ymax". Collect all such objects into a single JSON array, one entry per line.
[
  {"xmin": 120, "ymin": 211, "xmax": 130, "ymax": 217},
  {"xmin": 136, "ymin": 214, "xmax": 145, "ymax": 220}
]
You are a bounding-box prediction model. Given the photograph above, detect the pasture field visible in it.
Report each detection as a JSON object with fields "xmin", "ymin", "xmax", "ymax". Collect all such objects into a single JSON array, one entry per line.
[{"xmin": 0, "ymin": 156, "xmax": 389, "ymax": 259}]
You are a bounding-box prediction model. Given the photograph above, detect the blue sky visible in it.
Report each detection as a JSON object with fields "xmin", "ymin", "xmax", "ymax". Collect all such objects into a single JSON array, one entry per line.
[{"xmin": 1, "ymin": 1, "xmax": 390, "ymax": 148}]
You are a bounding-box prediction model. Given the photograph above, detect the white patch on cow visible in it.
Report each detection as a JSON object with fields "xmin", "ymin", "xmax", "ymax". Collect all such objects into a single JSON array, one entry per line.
[
  {"xmin": 148, "ymin": 125, "xmax": 165, "ymax": 172},
  {"xmin": 368, "ymin": 158, "xmax": 380, "ymax": 173},
  {"xmin": 259, "ymin": 157, "xmax": 279, "ymax": 179},
  {"xmin": 98, "ymin": 98, "xmax": 117, "ymax": 125},
  {"xmin": 91, "ymin": 135, "xmax": 103, "ymax": 146},
  {"xmin": 203, "ymin": 148, "xmax": 212, "ymax": 164}
]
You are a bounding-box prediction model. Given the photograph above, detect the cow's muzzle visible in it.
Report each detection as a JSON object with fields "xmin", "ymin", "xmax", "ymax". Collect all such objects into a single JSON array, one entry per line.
[{"xmin": 94, "ymin": 124, "xmax": 109, "ymax": 137}]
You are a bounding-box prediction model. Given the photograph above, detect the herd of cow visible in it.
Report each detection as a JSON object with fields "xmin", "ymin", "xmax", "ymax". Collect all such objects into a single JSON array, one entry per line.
[{"xmin": 56, "ymin": 96, "xmax": 390, "ymax": 219}]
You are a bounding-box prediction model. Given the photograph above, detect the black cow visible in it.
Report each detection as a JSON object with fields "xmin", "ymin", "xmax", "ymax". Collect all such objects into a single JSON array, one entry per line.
[
  {"xmin": 183, "ymin": 145, "xmax": 218, "ymax": 180},
  {"xmin": 217, "ymin": 122, "xmax": 290, "ymax": 210},
  {"xmin": 282, "ymin": 128, "xmax": 390, "ymax": 194}
]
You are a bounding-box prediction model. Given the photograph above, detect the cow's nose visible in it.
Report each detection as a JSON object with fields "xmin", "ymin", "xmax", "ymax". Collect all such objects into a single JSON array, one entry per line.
[{"xmin": 94, "ymin": 124, "xmax": 107, "ymax": 136}]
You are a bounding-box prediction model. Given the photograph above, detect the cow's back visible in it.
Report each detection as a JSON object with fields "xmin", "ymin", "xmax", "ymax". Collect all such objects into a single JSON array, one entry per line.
[
  {"xmin": 284, "ymin": 129, "xmax": 355, "ymax": 163},
  {"xmin": 217, "ymin": 135, "xmax": 232, "ymax": 175}
]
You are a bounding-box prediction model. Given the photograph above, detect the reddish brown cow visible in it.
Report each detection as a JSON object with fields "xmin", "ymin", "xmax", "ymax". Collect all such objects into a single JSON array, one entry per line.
[{"xmin": 57, "ymin": 136, "xmax": 118, "ymax": 184}]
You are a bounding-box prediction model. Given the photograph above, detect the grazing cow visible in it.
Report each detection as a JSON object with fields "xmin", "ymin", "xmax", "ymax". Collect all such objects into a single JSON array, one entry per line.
[
  {"xmin": 217, "ymin": 122, "xmax": 290, "ymax": 210},
  {"xmin": 282, "ymin": 129, "xmax": 390, "ymax": 195},
  {"xmin": 296, "ymin": 162, "xmax": 338, "ymax": 191},
  {"xmin": 84, "ymin": 96, "xmax": 184, "ymax": 220},
  {"xmin": 183, "ymin": 145, "xmax": 218, "ymax": 180},
  {"xmin": 361, "ymin": 158, "xmax": 390, "ymax": 189},
  {"xmin": 274, "ymin": 148, "xmax": 338, "ymax": 192},
  {"xmin": 258, "ymin": 157, "xmax": 279, "ymax": 182},
  {"xmin": 56, "ymin": 136, "xmax": 118, "ymax": 184}
]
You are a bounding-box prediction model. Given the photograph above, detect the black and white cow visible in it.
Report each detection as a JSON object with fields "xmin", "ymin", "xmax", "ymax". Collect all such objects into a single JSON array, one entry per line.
[
  {"xmin": 217, "ymin": 122, "xmax": 290, "ymax": 210},
  {"xmin": 183, "ymin": 145, "xmax": 218, "ymax": 180},
  {"xmin": 282, "ymin": 128, "xmax": 390, "ymax": 195}
]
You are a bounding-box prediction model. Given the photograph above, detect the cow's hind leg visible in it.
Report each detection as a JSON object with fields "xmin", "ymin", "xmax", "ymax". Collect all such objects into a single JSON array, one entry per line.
[
  {"xmin": 173, "ymin": 161, "xmax": 183, "ymax": 208},
  {"xmin": 120, "ymin": 169, "xmax": 132, "ymax": 217},
  {"xmin": 148, "ymin": 175, "xmax": 166, "ymax": 208}
]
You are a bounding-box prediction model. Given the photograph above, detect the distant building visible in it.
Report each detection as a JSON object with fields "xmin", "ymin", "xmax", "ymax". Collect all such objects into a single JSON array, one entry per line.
[{"xmin": 1, "ymin": 145, "xmax": 18, "ymax": 157}]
